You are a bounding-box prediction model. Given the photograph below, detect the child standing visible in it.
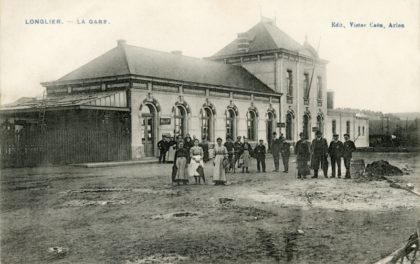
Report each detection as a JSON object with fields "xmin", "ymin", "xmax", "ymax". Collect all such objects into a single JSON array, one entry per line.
[
  {"xmin": 240, "ymin": 140, "xmax": 252, "ymax": 173},
  {"xmin": 189, "ymin": 139, "xmax": 205, "ymax": 184},
  {"xmin": 254, "ymin": 139, "xmax": 266, "ymax": 173}
]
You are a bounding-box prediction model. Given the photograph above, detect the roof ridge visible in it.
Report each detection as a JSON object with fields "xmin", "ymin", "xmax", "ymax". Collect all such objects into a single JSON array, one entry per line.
[
  {"xmin": 124, "ymin": 44, "xmax": 256, "ymax": 70},
  {"xmin": 120, "ymin": 44, "xmax": 134, "ymax": 75},
  {"xmin": 259, "ymin": 22, "xmax": 280, "ymax": 49}
]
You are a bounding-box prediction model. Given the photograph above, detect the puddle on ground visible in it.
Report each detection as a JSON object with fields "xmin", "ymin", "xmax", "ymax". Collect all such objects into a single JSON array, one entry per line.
[
  {"xmin": 151, "ymin": 211, "xmax": 201, "ymax": 220},
  {"xmin": 61, "ymin": 188, "xmax": 179, "ymax": 196},
  {"xmin": 63, "ymin": 199, "xmax": 129, "ymax": 207}
]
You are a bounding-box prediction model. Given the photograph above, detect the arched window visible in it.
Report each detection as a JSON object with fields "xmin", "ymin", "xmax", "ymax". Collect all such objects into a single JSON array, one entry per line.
[
  {"xmin": 316, "ymin": 115, "xmax": 324, "ymax": 134},
  {"xmin": 174, "ymin": 105, "xmax": 187, "ymax": 138},
  {"xmin": 303, "ymin": 114, "xmax": 310, "ymax": 139},
  {"xmin": 317, "ymin": 77, "xmax": 323, "ymax": 99},
  {"xmin": 226, "ymin": 109, "xmax": 236, "ymax": 140},
  {"xmin": 247, "ymin": 110, "xmax": 257, "ymax": 141},
  {"xmin": 286, "ymin": 113, "xmax": 293, "ymax": 140},
  {"xmin": 267, "ymin": 112, "xmax": 275, "ymax": 148},
  {"xmin": 332, "ymin": 120, "xmax": 337, "ymax": 135},
  {"xmin": 201, "ymin": 107, "xmax": 214, "ymax": 141}
]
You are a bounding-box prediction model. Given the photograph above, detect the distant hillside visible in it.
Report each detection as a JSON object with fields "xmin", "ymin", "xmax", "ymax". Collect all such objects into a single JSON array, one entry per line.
[{"xmin": 388, "ymin": 112, "xmax": 420, "ymax": 120}]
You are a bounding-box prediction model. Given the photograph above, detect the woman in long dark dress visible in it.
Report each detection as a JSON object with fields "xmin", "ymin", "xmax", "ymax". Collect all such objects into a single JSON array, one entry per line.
[{"xmin": 174, "ymin": 141, "xmax": 190, "ymax": 185}]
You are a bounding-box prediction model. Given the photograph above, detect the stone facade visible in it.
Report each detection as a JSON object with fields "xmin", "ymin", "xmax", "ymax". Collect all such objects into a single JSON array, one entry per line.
[
  {"xmin": 325, "ymin": 109, "xmax": 369, "ymax": 148},
  {"xmin": 130, "ymin": 82, "xmax": 280, "ymax": 159}
]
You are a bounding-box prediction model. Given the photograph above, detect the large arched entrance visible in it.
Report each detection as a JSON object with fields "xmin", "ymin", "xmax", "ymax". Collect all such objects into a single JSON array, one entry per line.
[
  {"xmin": 201, "ymin": 106, "xmax": 215, "ymax": 141},
  {"xmin": 141, "ymin": 103, "xmax": 158, "ymax": 157}
]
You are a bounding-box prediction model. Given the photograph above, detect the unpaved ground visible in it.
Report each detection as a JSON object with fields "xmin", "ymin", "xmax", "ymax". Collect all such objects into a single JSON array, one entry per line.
[{"xmin": 1, "ymin": 152, "xmax": 419, "ymax": 264}]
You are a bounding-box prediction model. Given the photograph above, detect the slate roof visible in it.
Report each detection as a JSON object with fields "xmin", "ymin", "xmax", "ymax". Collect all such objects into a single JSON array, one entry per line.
[
  {"xmin": 210, "ymin": 20, "xmax": 314, "ymax": 58},
  {"xmin": 0, "ymin": 91, "xmax": 128, "ymax": 112},
  {"xmin": 55, "ymin": 43, "xmax": 277, "ymax": 95}
]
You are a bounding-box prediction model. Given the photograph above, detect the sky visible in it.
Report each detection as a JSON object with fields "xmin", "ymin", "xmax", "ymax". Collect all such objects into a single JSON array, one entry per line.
[{"xmin": 0, "ymin": 0, "xmax": 419, "ymax": 113}]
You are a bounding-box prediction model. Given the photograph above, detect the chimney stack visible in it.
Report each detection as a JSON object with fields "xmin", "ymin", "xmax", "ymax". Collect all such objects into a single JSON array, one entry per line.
[
  {"xmin": 237, "ymin": 32, "xmax": 251, "ymax": 53},
  {"xmin": 117, "ymin": 39, "xmax": 127, "ymax": 47},
  {"xmin": 327, "ymin": 90, "xmax": 334, "ymax": 109}
]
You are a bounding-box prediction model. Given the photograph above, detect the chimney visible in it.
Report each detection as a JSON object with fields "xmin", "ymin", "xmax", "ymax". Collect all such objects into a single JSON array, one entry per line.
[
  {"xmin": 117, "ymin": 39, "xmax": 127, "ymax": 47},
  {"xmin": 171, "ymin": 50, "xmax": 182, "ymax": 55},
  {"xmin": 237, "ymin": 32, "xmax": 251, "ymax": 53},
  {"xmin": 327, "ymin": 90, "xmax": 334, "ymax": 109}
]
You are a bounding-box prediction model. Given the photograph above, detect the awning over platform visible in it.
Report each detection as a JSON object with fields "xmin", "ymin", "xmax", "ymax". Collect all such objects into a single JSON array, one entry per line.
[{"xmin": 0, "ymin": 90, "xmax": 129, "ymax": 113}]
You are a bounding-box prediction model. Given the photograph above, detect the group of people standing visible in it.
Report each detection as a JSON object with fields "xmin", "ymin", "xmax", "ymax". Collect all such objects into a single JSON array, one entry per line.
[
  {"xmin": 171, "ymin": 136, "xmax": 229, "ymax": 186},
  {"xmin": 294, "ymin": 131, "xmax": 357, "ymax": 179},
  {"xmin": 158, "ymin": 129, "xmax": 357, "ymax": 186}
]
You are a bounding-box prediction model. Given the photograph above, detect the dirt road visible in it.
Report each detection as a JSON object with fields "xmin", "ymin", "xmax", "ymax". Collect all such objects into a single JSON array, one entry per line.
[{"xmin": 1, "ymin": 152, "xmax": 419, "ymax": 264}]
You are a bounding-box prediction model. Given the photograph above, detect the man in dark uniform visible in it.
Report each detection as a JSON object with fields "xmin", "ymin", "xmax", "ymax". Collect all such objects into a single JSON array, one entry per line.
[
  {"xmin": 343, "ymin": 133, "xmax": 357, "ymax": 179},
  {"xmin": 328, "ymin": 134, "xmax": 344, "ymax": 178},
  {"xmin": 271, "ymin": 132, "xmax": 281, "ymax": 172},
  {"xmin": 281, "ymin": 140, "xmax": 290, "ymax": 173},
  {"xmin": 254, "ymin": 139, "xmax": 266, "ymax": 172},
  {"xmin": 199, "ymin": 137, "xmax": 209, "ymax": 163},
  {"xmin": 295, "ymin": 132, "xmax": 311, "ymax": 179},
  {"xmin": 224, "ymin": 137, "xmax": 235, "ymax": 172},
  {"xmin": 311, "ymin": 131, "xmax": 329, "ymax": 178},
  {"xmin": 157, "ymin": 135, "xmax": 169, "ymax": 163},
  {"xmin": 233, "ymin": 136, "xmax": 243, "ymax": 168}
]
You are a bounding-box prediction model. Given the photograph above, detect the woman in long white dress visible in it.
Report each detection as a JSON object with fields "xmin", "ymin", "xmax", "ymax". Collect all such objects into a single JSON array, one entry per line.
[
  {"xmin": 188, "ymin": 139, "xmax": 205, "ymax": 184},
  {"xmin": 213, "ymin": 137, "xmax": 228, "ymax": 185}
]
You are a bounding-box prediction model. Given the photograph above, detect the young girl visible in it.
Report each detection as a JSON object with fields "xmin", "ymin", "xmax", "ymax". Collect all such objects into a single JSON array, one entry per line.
[
  {"xmin": 240, "ymin": 141, "xmax": 251, "ymax": 173},
  {"xmin": 174, "ymin": 141, "xmax": 190, "ymax": 185},
  {"xmin": 189, "ymin": 139, "xmax": 205, "ymax": 184}
]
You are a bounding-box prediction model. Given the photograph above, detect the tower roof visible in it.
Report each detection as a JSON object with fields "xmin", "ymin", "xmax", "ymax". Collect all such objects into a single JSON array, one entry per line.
[{"xmin": 210, "ymin": 20, "xmax": 315, "ymax": 59}]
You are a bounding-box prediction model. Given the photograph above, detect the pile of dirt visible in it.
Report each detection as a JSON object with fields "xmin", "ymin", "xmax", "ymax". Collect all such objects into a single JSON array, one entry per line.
[{"xmin": 364, "ymin": 160, "xmax": 404, "ymax": 180}]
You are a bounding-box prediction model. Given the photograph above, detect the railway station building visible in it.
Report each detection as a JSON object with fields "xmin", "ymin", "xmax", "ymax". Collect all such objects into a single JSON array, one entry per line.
[{"xmin": 1, "ymin": 18, "xmax": 367, "ymax": 166}]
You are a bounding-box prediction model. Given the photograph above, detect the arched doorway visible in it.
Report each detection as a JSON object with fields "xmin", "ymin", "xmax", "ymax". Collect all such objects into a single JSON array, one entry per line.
[
  {"xmin": 201, "ymin": 107, "xmax": 214, "ymax": 141},
  {"xmin": 303, "ymin": 114, "xmax": 310, "ymax": 140},
  {"xmin": 266, "ymin": 111, "xmax": 275, "ymax": 149},
  {"xmin": 141, "ymin": 103, "xmax": 157, "ymax": 157},
  {"xmin": 226, "ymin": 106, "xmax": 238, "ymax": 140}
]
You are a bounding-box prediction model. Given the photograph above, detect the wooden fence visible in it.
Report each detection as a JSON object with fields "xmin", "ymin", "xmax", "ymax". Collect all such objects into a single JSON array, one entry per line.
[{"xmin": 0, "ymin": 128, "xmax": 131, "ymax": 167}]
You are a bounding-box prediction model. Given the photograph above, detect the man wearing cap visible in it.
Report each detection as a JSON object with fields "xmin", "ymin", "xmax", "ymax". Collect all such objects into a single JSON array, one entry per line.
[
  {"xmin": 280, "ymin": 139, "xmax": 291, "ymax": 173},
  {"xmin": 295, "ymin": 132, "xmax": 311, "ymax": 179},
  {"xmin": 157, "ymin": 135, "xmax": 169, "ymax": 163},
  {"xmin": 224, "ymin": 136, "xmax": 235, "ymax": 172},
  {"xmin": 233, "ymin": 136, "xmax": 243, "ymax": 168},
  {"xmin": 270, "ymin": 132, "xmax": 281, "ymax": 172},
  {"xmin": 311, "ymin": 131, "xmax": 329, "ymax": 178},
  {"xmin": 328, "ymin": 134, "xmax": 344, "ymax": 178},
  {"xmin": 343, "ymin": 133, "xmax": 357, "ymax": 179}
]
